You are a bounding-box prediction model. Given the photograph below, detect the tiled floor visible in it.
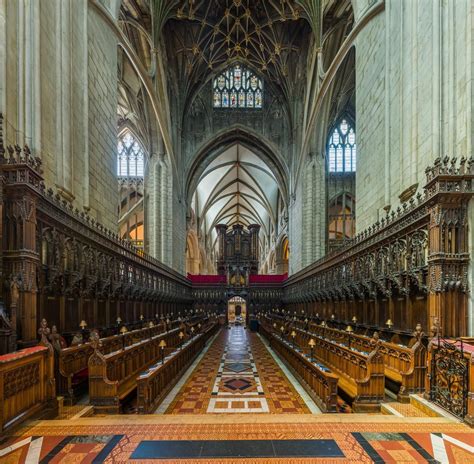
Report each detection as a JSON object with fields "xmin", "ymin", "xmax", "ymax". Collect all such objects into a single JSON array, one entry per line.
[
  {"xmin": 4, "ymin": 326, "xmax": 473, "ymax": 462},
  {"xmin": 3, "ymin": 415, "xmax": 473, "ymax": 463},
  {"xmin": 166, "ymin": 326, "xmax": 309, "ymax": 414}
]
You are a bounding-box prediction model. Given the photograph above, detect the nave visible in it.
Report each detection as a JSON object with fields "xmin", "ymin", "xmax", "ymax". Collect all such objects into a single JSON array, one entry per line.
[
  {"xmin": 166, "ymin": 326, "xmax": 311, "ymax": 414},
  {"xmin": 3, "ymin": 0, "xmax": 474, "ymax": 461}
]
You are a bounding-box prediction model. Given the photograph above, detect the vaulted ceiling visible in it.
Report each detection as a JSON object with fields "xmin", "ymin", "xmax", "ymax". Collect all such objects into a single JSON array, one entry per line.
[
  {"xmin": 116, "ymin": 0, "xmax": 355, "ymax": 248},
  {"xmin": 192, "ymin": 143, "xmax": 279, "ymax": 247},
  {"xmin": 164, "ymin": 0, "xmax": 312, "ymax": 111}
]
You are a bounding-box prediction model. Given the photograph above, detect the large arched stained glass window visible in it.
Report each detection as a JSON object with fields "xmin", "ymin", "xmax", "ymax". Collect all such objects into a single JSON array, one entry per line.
[
  {"xmin": 117, "ymin": 132, "xmax": 145, "ymax": 177},
  {"xmin": 327, "ymin": 119, "xmax": 356, "ymax": 173},
  {"xmin": 213, "ymin": 64, "xmax": 263, "ymax": 109}
]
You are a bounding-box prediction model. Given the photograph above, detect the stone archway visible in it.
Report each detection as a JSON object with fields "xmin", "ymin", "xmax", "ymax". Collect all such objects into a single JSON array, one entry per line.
[{"xmin": 227, "ymin": 296, "xmax": 246, "ymax": 326}]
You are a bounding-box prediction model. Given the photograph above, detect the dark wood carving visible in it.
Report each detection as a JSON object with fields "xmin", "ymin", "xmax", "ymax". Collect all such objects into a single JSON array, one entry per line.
[
  {"xmin": 0, "ymin": 113, "xmax": 192, "ymax": 349},
  {"xmin": 283, "ymin": 157, "xmax": 474, "ymax": 338}
]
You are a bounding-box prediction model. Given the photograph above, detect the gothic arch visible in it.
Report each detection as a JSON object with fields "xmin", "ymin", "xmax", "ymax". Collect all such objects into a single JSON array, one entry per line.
[
  {"xmin": 276, "ymin": 235, "xmax": 290, "ymax": 274},
  {"xmin": 185, "ymin": 125, "xmax": 289, "ymax": 208},
  {"xmin": 186, "ymin": 229, "xmax": 200, "ymax": 275}
]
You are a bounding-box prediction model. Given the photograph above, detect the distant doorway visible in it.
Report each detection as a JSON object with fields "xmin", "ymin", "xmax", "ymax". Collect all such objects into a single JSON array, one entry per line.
[{"xmin": 228, "ymin": 296, "xmax": 246, "ymax": 326}]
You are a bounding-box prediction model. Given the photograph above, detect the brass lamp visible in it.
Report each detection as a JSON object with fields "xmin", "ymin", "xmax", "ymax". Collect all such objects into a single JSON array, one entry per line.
[
  {"xmin": 149, "ymin": 321, "xmax": 154, "ymax": 328},
  {"xmin": 331, "ymin": 314, "xmax": 335, "ymax": 321},
  {"xmin": 178, "ymin": 331, "xmax": 185, "ymax": 349},
  {"xmin": 308, "ymin": 338, "xmax": 316, "ymax": 362},
  {"xmin": 116, "ymin": 316, "xmax": 122, "ymax": 335},
  {"xmin": 346, "ymin": 325, "xmax": 353, "ymax": 348},
  {"xmin": 280, "ymin": 325, "xmax": 285, "ymax": 339},
  {"xmin": 386, "ymin": 319, "xmax": 394, "ymax": 329},
  {"xmin": 140, "ymin": 314, "xmax": 144, "ymax": 321},
  {"xmin": 120, "ymin": 325, "xmax": 128, "ymax": 350},
  {"xmin": 159, "ymin": 339, "xmax": 167, "ymax": 364},
  {"xmin": 273, "ymin": 322, "xmax": 277, "ymax": 331},
  {"xmin": 191, "ymin": 326, "xmax": 195, "ymax": 338},
  {"xmin": 291, "ymin": 330, "xmax": 296, "ymax": 349},
  {"xmin": 352, "ymin": 316, "xmax": 357, "ymax": 324}
]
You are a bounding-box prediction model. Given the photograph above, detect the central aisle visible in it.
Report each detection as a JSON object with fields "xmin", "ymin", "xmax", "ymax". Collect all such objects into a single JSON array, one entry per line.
[{"xmin": 166, "ymin": 326, "xmax": 310, "ymax": 414}]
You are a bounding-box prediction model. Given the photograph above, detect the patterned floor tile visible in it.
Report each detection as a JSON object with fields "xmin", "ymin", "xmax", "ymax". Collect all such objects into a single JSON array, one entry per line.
[
  {"xmin": 3, "ymin": 420, "xmax": 474, "ymax": 463},
  {"xmin": 166, "ymin": 326, "xmax": 308, "ymax": 414}
]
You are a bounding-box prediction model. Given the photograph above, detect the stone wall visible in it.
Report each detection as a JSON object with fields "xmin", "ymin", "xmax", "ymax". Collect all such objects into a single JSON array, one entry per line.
[
  {"xmin": 355, "ymin": 0, "xmax": 473, "ymax": 231},
  {"xmin": 1, "ymin": 0, "xmax": 118, "ymax": 231},
  {"xmin": 86, "ymin": 5, "xmax": 119, "ymax": 228},
  {"xmin": 182, "ymin": 82, "xmax": 292, "ymax": 168}
]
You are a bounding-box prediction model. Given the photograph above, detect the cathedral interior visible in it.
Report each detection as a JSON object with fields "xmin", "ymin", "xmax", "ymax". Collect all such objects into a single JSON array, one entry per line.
[{"xmin": 1, "ymin": 0, "xmax": 474, "ymax": 462}]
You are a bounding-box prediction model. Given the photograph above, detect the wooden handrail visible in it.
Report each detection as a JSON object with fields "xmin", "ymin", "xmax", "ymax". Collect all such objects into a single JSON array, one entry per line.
[
  {"xmin": 259, "ymin": 323, "xmax": 338, "ymax": 412},
  {"xmin": 263, "ymin": 315, "xmax": 384, "ymax": 411},
  {"xmin": 305, "ymin": 321, "xmax": 426, "ymax": 401},
  {"xmin": 0, "ymin": 345, "xmax": 56, "ymax": 432},
  {"xmin": 88, "ymin": 328, "xmax": 181, "ymax": 412},
  {"xmin": 137, "ymin": 322, "xmax": 219, "ymax": 413},
  {"xmin": 57, "ymin": 319, "xmax": 185, "ymax": 400}
]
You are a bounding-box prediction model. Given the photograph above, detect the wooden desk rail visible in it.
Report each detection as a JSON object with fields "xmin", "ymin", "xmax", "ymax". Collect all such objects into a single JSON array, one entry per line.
[
  {"xmin": 58, "ymin": 320, "xmax": 176, "ymax": 399},
  {"xmin": 88, "ymin": 328, "xmax": 181, "ymax": 412},
  {"xmin": 265, "ymin": 315, "xmax": 384, "ymax": 412},
  {"xmin": 293, "ymin": 326, "xmax": 384, "ymax": 411},
  {"xmin": 305, "ymin": 321, "xmax": 426, "ymax": 401},
  {"xmin": 137, "ymin": 322, "xmax": 219, "ymax": 414},
  {"xmin": 259, "ymin": 323, "xmax": 338, "ymax": 412},
  {"xmin": 0, "ymin": 345, "xmax": 56, "ymax": 432}
]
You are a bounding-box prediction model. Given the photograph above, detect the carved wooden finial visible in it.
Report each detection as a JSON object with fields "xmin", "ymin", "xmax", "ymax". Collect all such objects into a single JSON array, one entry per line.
[
  {"xmin": 413, "ymin": 323, "xmax": 424, "ymax": 339},
  {"xmin": 89, "ymin": 329, "xmax": 102, "ymax": 352},
  {"xmin": 49, "ymin": 325, "xmax": 62, "ymax": 352},
  {"xmin": 430, "ymin": 318, "xmax": 440, "ymax": 338},
  {"xmin": 38, "ymin": 318, "xmax": 51, "ymax": 344},
  {"xmin": 370, "ymin": 330, "xmax": 380, "ymax": 345}
]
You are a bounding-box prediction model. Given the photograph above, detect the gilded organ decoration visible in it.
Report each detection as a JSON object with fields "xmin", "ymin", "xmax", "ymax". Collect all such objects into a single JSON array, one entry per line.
[{"xmin": 216, "ymin": 224, "xmax": 260, "ymax": 286}]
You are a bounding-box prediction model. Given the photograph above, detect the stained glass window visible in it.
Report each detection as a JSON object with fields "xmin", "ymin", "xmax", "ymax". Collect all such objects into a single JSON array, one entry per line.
[
  {"xmin": 327, "ymin": 119, "xmax": 356, "ymax": 173},
  {"xmin": 213, "ymin": 64, "xmax": 263, "ymax": 109},
  {"xmin": 117, "ymin": 132, "xmax": 145, "ymax": 177}
]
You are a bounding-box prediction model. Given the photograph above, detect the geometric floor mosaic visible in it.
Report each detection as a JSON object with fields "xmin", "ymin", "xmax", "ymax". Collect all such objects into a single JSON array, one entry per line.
[
  {"xmin": 3, "ymin": 419, "xmax": 474, "ymax": 462},
  {"xmin": 166, "ymin": 326, "xmax": 309, "ymax": 414},
  {"xmin": 208, "ymin": 326, "xmax": 268, "ymax": 413}
]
